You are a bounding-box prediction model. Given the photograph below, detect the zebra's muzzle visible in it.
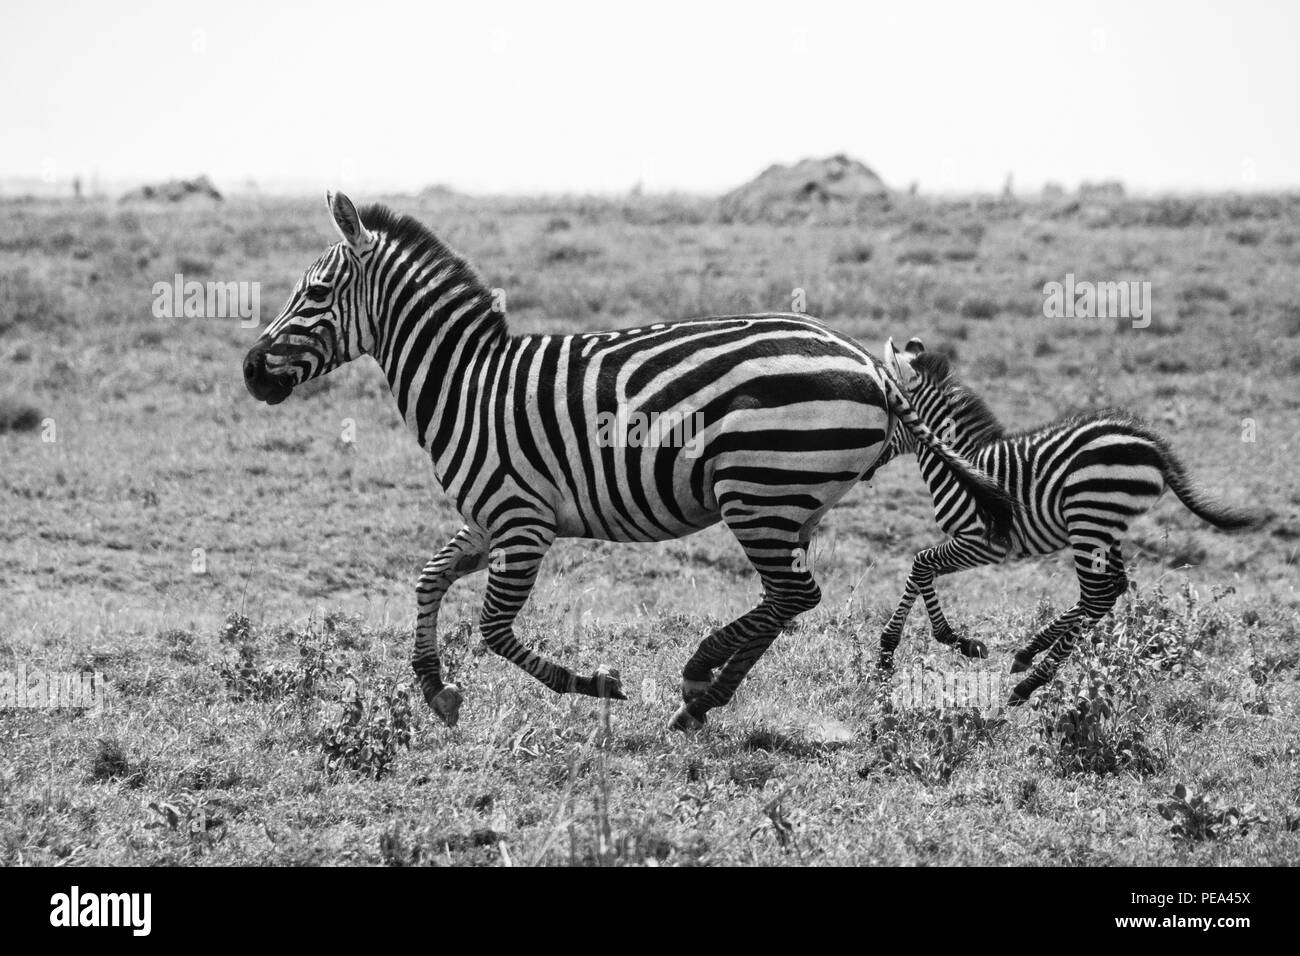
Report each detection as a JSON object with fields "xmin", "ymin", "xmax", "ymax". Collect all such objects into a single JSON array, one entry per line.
[{"xmin": 243, "ymin": 346, "xmax": 294, "ymax": 405}]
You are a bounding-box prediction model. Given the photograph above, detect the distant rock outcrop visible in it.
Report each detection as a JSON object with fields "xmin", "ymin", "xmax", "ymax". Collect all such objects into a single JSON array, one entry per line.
[
  {"xmin": 120, "ymin": 175, "xmax": 223, "ymax": 203},
  {"xmin": 418, "ymin": 183, "xmax": 464, "ymax": 200},
  {"xmin": 1078, "ymin": 180, "xmax": 1126, "ymax": 202},
  {"xmin": 720, "ymin": 154, "xmax": 890, "ymax": 222}
]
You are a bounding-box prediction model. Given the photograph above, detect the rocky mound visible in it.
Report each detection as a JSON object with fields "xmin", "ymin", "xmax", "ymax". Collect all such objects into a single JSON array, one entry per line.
[
  {"xmin": 720, "ymin": 154, "xmax": 890, "ymax": 221},
  {"xmin": 120, "ymin": 175, "xmax": 223, "ymax": 203}
]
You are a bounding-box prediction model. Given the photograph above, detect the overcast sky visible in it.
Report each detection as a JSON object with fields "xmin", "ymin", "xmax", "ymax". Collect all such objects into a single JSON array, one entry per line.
[{"xmin": 3, "ymin": 0, "xmax": 1296, "ymax": 195}]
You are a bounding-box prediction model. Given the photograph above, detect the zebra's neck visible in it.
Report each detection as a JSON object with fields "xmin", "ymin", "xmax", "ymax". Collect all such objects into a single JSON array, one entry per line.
[
  {"xmin": 917, "ymin": 401, "xmax": 986, "ymax": 459},
  {"xmin": 365, "ymin": 236, "xmax": 510, "ymax": 464}
]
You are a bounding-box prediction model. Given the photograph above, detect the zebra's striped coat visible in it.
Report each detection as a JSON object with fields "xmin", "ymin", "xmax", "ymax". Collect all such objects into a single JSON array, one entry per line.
[
  {"xmin": 874, "ymin": 337, "xmax": 1258, "ymax": 703},
  {"xmin": 242, "ymin": 195, "xmax": 1015, "ymax": 729}
]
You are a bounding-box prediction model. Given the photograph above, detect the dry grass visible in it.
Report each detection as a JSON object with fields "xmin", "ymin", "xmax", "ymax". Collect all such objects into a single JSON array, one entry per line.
[{"xmin": 1, "ymin": 191, "xmax": 1297, "ymax": 865}]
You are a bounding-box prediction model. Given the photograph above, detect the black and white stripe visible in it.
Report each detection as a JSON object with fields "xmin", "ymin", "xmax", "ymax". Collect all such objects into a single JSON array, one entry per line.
[
  {"xmin": 874, "ymin": 337, "xmax": 1259, "ymax": 704},
  {"xmin": 242, "ymin": 194, "xmax": 1016, "ymax": 730}
]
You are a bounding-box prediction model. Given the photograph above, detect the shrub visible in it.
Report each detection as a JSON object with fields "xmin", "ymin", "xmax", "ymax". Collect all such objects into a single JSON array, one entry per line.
[
  {"xmin": 959, "ymin": 296, "xmax": 998, "ymax": 320},
  {"xmin": 1157, "ymin": 784, "xmax": 1267, "ymax": 841},
  {"xmin": 859, "ymin": 709, "xmax": 997, "ymax": 785},
  {"xmin": 319, "ymin": 682, "xmax": 413, "ymax": 780},
  {"xmin": 0, "ymin": 396, "xmax": 42, "ymax": 433},
  {"xmin": 88, "ymin": 738, "xmax": 147, "ymax": 787},
  {"xmin": 0, "ymin": 267, "xmax": 72, "ymax": 336}
]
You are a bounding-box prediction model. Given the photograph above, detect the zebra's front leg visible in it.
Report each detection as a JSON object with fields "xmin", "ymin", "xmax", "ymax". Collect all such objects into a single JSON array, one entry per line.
[
  {"xmin": 913, "ymin": 537, "xmax": 1004, "ymax": 660},
  {"xmin": 878, "ymin": 576, "xmax": 921, "ymax": 671},
  {"xmin": 412, "ymin": 525, "xmax": 489, "ymax": 726},
  {"xmin": 479, "ymin": 525, "xmax": 627, "ymax": 701}
]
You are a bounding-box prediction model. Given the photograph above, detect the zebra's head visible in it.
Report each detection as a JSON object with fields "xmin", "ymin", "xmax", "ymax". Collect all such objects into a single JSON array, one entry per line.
[
  {"xmin": 885, "ymin": 337, "xmax": 1003, "ymax": 455},
  {"xmin": 884, "ymin": 336, "xmax": 931, "ymax": 452},
  {"xmin": 243, "ymin": 192, "xmax": 375, "ymax": 405}
]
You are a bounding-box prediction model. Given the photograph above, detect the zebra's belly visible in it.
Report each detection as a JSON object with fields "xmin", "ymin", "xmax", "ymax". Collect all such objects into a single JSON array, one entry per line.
[{"xmin": 552, "ymin": 500, "xmax": 721, "ymax": 542}]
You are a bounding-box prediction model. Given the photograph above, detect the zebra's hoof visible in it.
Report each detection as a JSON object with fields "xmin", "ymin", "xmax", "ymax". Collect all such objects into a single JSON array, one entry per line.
[
  {"xmin": 430, "ymin": 684, "xmax": 463, "ymax": 727},
  {"xmin": 877, "ymin": 652, "xmax": 895, "ymax": 672},
  {"xmin": 681, "ymin": 677, "xmax": 712, "ymax": 702},
  {"xmin": 957, "ymin": 637, "xmax": 988, "ymax": 659},
  {"xmin": 667, "ymin": 703, "xmax": 706, "ymax": 732},
  {"xmin": 1010, "ymin": 651, "xmax": 1034, "ymax": 674},
  {"xmin": 593, "ymin": 666, "xmax": 627, "ymax": 701}
]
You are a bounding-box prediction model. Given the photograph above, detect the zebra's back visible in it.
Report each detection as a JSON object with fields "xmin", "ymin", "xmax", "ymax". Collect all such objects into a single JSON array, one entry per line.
[
  {"xmin": 976, "ymin": 413, "xmax": 1169, "ymax": 555},
  {"xmin": 477, "ymin": 313, "xmax": 894, "ymax": 543}
]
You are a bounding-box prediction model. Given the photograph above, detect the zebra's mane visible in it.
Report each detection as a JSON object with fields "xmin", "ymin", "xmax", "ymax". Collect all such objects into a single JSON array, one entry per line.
[
  {"xmin": 359, "ymin": 204, "xmax": 506, "ymax": 336},
  {"xmin": 911, "ymin": 351, "xmax": 1007, "ymax": 446}
]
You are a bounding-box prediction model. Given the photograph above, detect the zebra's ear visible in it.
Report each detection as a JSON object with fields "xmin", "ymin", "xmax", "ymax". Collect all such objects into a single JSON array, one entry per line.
[
  {"xmin": 904, "ymin": 337, "xmax": 926, "ymax": 356},
  {"xmin": 325, "ymin": 190, "xmax": 372, "ymax": 251}
]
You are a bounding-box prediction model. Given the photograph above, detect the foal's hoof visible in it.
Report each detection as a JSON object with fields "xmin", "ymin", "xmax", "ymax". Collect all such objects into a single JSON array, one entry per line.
[
  {"xmin": 956, "ymin": 637, "xmax": 988, "ymax": 659},
  {"xmin": 430, "ymin": 684, "xmax": 464, "ymax": 727},
  {"xmin": 1010, "ymin": 651, "xmax": 1034, "ymax": 674},
  {"xmin": 667, "ymin": 702, "xmax": 706, "ymax": 732},
  {"xmin": 681, "ymin": 676, "xmax": 712, "ymax": 703},
  {"xmin": 1007, "ymin": 680, "xmax": 1035, "ymax": 707},
  {"xmin": 594, "ymin": 666, "xmax": 627, "ymax": 700}
]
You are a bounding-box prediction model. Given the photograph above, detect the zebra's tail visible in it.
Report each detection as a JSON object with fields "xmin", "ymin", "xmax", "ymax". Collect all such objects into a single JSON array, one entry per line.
[
  {"xmin": 1156, "ymin": 439, "xmax": 1263, "ymax": 532},
  {"xmin": 881, "ymin": 375, "xmax": 1018, "ymax": 546}
]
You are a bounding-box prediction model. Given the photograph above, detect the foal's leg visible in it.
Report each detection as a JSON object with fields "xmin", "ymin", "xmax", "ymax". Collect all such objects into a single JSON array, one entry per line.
[
  {"xmin": 912, "ymin": 536, "xmax": 1006, "ymax": 658},
  {"xmin": 1008, "ymin": 535, "xmax": 1122, "ymax": 703},
  {"xmin": 879, "ymin": 536, "xmax": 1002, "ymax": 667}
]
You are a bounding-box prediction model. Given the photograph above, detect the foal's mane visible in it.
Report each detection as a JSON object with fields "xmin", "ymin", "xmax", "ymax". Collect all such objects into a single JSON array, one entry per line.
[{"xmin": 911, "ymin": 351, "xmax": 1007, "ymax": 446}]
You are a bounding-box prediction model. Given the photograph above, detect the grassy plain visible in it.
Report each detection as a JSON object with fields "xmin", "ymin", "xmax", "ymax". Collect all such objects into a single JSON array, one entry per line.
[{"xmin": 1, "ymin": 191, "xmax": 1297, "ymax": 864}]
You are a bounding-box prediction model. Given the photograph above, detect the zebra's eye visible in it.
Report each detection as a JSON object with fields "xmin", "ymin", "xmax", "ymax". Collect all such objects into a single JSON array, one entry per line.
[{"xmin": 306, "ymin": 283, "xmax": 330, "ymax": 300}]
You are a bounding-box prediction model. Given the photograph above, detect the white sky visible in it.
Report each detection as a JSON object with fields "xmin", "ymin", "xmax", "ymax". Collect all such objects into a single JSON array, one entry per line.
[{"xmin": 2, "ymin": 0, "xmax": 1297, "ymax": 195}]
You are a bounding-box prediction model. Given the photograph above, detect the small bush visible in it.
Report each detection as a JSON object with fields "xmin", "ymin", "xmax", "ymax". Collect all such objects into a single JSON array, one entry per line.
[
  {"xmin": 320, "ymin": 682, "xmax": 413, "ymax": 780},
  {"xmin": 1157, "ymin": 784, "xmax": 1266, "ymax": 841},
  {"xmin": 1029, "ymin": 634, "xmax": 1166, "ymax": 778},
  {"xmin": 160, "ymin": 628, "xmax": 199, "ymax": 664},
  {"xmin": 896, "ymin": 248, "xmax": 939, "ymax": 266},
  {"xmin": 88, "ymin": 738, "xmax": 147, "ymax": 787},
  {"xmin": 959, "ymin": 296, "xmax": 998, "ymax": 320},
  {"xmin": 0, "ymin": 397, "xmax": 42, "ymax": 433},
  {"xmin": 0, "ymin": 267, "xmax": 72, "ymax": 336},
  {"xmin": 859, "ymin": 709, "xmax": 997, "ymax": 785},
  {"xmin": 836, "ymin": 242, "xmax": 874, "ymax": 264}
]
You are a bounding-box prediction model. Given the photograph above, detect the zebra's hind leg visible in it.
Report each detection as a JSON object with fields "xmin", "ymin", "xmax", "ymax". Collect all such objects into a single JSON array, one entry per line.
[
  {"xmin": 478, "ymin": 524, "xmax": 628, "ymax": 702},
  {"xmin": 412, "ymin": 525, "xmax": 489, "ymax": 726},
  {"xmin": 1091, "ymin": 542, "xmax": 1129, "ymax": 644},
  {"xmin": 1009, "ymin": 535, "xmax": 1122, "ymax": 704},
  {"xmin": 671, "ymin": 522, "xmax": 823, "ymax": 731}
]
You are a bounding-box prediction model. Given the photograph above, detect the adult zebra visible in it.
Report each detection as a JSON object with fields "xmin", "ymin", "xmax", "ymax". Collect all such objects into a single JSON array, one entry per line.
[
  {"xmin": 242, "ymin": 193, "xmax": 1015, "ymax": 731},
  {"xmin": 873, "ymin": 337, "xmax": 1260, "ymax": 704}
]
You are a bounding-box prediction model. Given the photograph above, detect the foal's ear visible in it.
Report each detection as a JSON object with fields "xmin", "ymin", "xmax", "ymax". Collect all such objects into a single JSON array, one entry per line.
[
  {"xmin": 884, "ymin": 337, "xmax": 918, "ymax": 388},
  {"xmin": 904, "ymin": 337, "xmax": 926, "ymax": 356},
  {"xmin": 325, "ymin": 190, "xmax": 373, "ymax": 251}
]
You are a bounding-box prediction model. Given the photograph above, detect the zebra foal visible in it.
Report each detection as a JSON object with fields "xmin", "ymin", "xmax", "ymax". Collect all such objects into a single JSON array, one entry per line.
[
  {"xmin": 241, "ymin": 194, "xmax": 1016, "ymax": 731},
  {"xmin": 874, "ymin": 337, "xmax": 1260, "ymax": 704}
]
